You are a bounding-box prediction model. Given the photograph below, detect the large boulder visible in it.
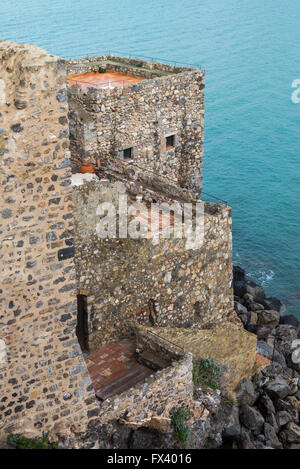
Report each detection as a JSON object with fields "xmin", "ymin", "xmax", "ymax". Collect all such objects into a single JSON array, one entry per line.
[
  {"xmin": 233, "ymin": 265, "xmax": 246, "ymax": 282},
  {"xmin": 234, "ymin": 301, "xmax": 248, "ymax": 316},
  {"xmin": 257, "ymin": 310, "xmax": 280, "ymax": 328},
  {"xmin": 222, "ymin": 406, "xmax": 241, "ymax": 439},
  {"xmin": 276, "ymin": 410, "xmax": 292, "ymax": 428},
  {"xmin": 236, "ymin": 379, "xmax": 258, "ymax": 406},
  {"xmin": 257, "ymin": 393, "xmax": 275, "ymax": 416},
  {"xmin": 234, "ymin": 301, "xmax": 249, "ymax": 326},
  {"xmin": 275, "ymin": 324, "xmax": 298, "ymax": 343},
  {"xmin": 239, "ymin": 405, "xmax": 264, "ymax": 432},
  {"xmin": 265, "ymin": 377, "xmax": 292, "ymax": 400},
  {"xmin": 234, "ymin": 280, "xmax": 247, "ymax": 298},
  {"xmin": 257, "ymin": 340, "xmax": 287, "ymax": 368},
  {"xmin": 265, "ymin": 412, "xmax": 279, "ymax": 433},
  {"xmin": 280, "ymin": 314, "xmax": 299, "ymax": 329},
  {"xmin": 240, "ymin": 427, "xmax": 256, "ymax": 449},
  {"xmin": 279, "ymin": 422, "xmax": 300, "ymax": 445},
  {"xmin": 245, "ymin": 281, "xmax": 265, "ymax": 302},
  {"xmin": 275, "ymin": 399, "xmax": 299, "ymax": 423},
  {"xmin": 262, "ymin": 297, "xmax": 282, "ymax": 312},
  {"xmin": 264, "ymin": 422, "xmax": 282, "ymax": 449}
]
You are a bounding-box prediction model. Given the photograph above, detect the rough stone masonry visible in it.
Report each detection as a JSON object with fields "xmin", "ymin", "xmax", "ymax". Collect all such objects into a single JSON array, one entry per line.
[
  {"xmin": 0, "ymin": 41, "xmax": 244, "ymax": 445},
  {"xmin": 0, "ymin": 42, "xmax": 99, "ymax": 441}
]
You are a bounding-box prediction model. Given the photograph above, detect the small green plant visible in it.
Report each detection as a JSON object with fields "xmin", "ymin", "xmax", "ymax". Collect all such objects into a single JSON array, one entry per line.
[
  {"xmin": 192, "ymin": 358, "xmax": 222, "ymax": 392},
  {"xmin": 98, "ymin": 66, "xmax": 106, "ymax": 73},
  {"xmin": 173, "ymin": 424, "xmax": 191, "ymax": 443},
  {"xmin": 171, "ymin": 406, "xmax": 191, "ymax": 444},
  {"xmin": 7, "ymin": 433, "xmax": 57, "ymax": 449},
  {"xmin": 171, "ymin": 406, "xmax": 190, "ymax": 428}
]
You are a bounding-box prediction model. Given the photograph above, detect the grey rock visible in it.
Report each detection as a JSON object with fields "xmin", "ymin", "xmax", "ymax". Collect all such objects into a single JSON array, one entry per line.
[
  {"xmin": 233, "ymin": 265, "xmax": 246, "ymax": 282},
  {"xmin": 265, "ymin": 412, "xmax": 279, "ymax": 433},
  {"xmin": 264, "ymin": 422, "xmax": 282, "ymax": 449},
  {"xmin": 280, "ymin": 314, "xmax": 299, "ymax": 329},
  {"xmin": 285, "ymin": 443, "xmax": 300, "ymax": 449},
  {"xmin": 222, "ymin": 406, "xmax": 241, "ymax": 438},
  {"xmin": 257, "ymin": 310, "xmax": 280, "ymax": 328},
  {"xmin": 234, "ymin": 280, "xmax": 247, "ymax": 298},
  {"xmin": 234, "ymin": 301, "xmax": 248, "ymax": 316},
  {"xmin": 262, "ymin": 297, "xmax": 282, "ymax": 312},
  {"xmin": 14, "ymin": 99, "xmax": 27, "ymax": 109},
  {"xmin": 279, "ymin": 422, "xmax": 300, "ymax": 444},
  {"xmin": 249, "ymin": 302, "xmax": 265, "ymax": 311},
  {"xmin": 276, "ymin": 410, "xmax": 292, "ymax": 427},
  {"xmin": 240, "ymin": 426, "xmax": 256, "ymax": 449},
  {"xmin": 275, "ymin": 399, "xmax": 299, "ymax": 423},
  {"xmin": 56, "ymin": 88, "xmax": 67, "ymax": 103},
  {"xmin": 236, "ymin": 379, "xmax": 258, "ymax": 406},
  {"xmin": 265, "ymin": 377, "xmax": 292, "ymax": 400},
  {"xmin": 245, "ymin": 281, "xmax": 265, "ymax": 302},
  {"xmin": 257, "ymin": 394, "xmax": 275, "ymax": 416},
  {"xmin": 257, "ymin": 340, "xmax": 287, "ymax": 368},
  {"xmin": 239, "ymin": 405, "xmax": 264, "ymax": 432},
  {"xmin": 275, "ymin": 324, "xmax": 298, "ymax": 343}
]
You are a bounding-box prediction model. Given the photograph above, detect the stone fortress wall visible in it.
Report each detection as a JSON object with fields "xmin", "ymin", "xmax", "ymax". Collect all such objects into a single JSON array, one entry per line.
[
  {"xmin": 0, "ymin": 41, "xmax": 252, "ymax": 446},
  {"xmin": 0, "ymin": 42, "xmax": 99, "ymax": 441},
  {"xmin": 73, "ymin": 178, "xmax": 234, "ymax": 351},
  {"xmin": 67, "ymin": 56, "xmax": 205, "ymax": 193}
]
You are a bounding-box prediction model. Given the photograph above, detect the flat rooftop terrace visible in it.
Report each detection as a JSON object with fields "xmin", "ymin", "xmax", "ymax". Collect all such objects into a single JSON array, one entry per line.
[
  {"xmin": 67, "ymin": 70, "xmax": 145, "ymax": 90},
  {"xmin": 85, "ymin": 339, "xmax": 153, "ymax": 400}
]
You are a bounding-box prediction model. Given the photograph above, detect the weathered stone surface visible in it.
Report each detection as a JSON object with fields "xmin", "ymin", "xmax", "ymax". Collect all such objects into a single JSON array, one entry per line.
[
  {"xmin": 0, "ymin": 41, "xmax": 98, "ymax": 441},
  {"xmin": 67, "ymin": 56, "xmax": 204, "ymax": 192},
  {"xmin": 239, "ymin": 405, "xmax": 264, "ymax": 432},
  {"xmin": 257, "ymin": 341, "xmax": 287, "ymax": 368},
  {"xmin": 280, "ymin": 314, "xmax": 299, "ymax": 329},
  {"xmin": 275, "ymin": 399, "xmax": 299, "ymax": 423},
  {"xmin": 234, "ymin": 280, "xmax": 247, "ymax": 298},
  {"xmin": 222, "ymin": 406, "xmax": 241, "ymax": 438},
  {"xmin": 73, "ymin": 178, "xmax": 235, "ymax": 349},
  {"xmin": 265, "ymin": 377, "xmax": 292, "ymax": 400},
  {"xmin": 240, "ymin": 426, "xmax": 256, "ymax": 449},
  {"xmin": 236, "ymin": 379, "xmax": 258, "ymax": 406},
  {"xmin": 257, "ymin": 310, "xmax": 280, "ymax": 327},
  {"xmin": 149, "ymin": 324, "xmax": 257, "ymax": 401},
  {"xmin": 257, "ymin": 393, "xmax": 276, "ymax": 416},
  {"xmin": 275, "ymin": 324, "xmax": 298, "ymax": 343},
  {"xmin": 262, "ymin": 297, "xmax": 282, "ymax": 312},
  {"xmin": 245, "ymin": 281, "xmax": 265, "ymax": 302},
  {"xmin": 234, "ymin": 301, "xmax": 248, "ymax": 316},
  {"xmin": 233, "ymin": 265, "xmax": 246, "ymax": 282},
  {"xmin": 276, "ymin": 410, "xmax": 292, "ymax": 427},
  {"xmin": 279, "ymin": 422, "xmax": 300, "ymax": 444},
  {"xmin": 264, "ymin": 422, "xmax": 282, "ymax": 449}
]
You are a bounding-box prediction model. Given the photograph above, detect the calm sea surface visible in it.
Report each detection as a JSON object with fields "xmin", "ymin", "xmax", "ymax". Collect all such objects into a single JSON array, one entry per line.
[{"xmin": 1, "ymin": 0, "xmax": 300, "ymax": 315}]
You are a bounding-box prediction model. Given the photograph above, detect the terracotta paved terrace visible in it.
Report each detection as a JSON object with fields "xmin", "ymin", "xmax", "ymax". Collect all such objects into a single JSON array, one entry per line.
[
  {"xmin": 67, "ymin": 71, "xmax": 145, "ymax": 90},
  {"xmin": 85, "ymin": 339, "xmax": 152, "ymax": 400}
]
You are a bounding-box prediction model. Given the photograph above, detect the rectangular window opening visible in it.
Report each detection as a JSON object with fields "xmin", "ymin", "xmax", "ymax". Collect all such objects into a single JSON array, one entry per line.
[
  {"xmin": 166, "ymin": 135, "xmax": 175, "ymax": 149},
  {"xmin": 122, "ymin": 147, "xmax": 133, "ymax": 161}
]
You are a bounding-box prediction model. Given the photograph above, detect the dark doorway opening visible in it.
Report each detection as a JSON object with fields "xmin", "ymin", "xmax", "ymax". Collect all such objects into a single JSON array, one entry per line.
[{"xmin": 76, "ymin": 294, "xmax": 89, "ymax": 352}]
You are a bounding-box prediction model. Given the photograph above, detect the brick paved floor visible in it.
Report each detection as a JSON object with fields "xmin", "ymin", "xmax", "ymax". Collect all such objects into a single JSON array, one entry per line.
[{"xmin": 85, "ymin": 339, "xmax": 152, "ymax": 399}]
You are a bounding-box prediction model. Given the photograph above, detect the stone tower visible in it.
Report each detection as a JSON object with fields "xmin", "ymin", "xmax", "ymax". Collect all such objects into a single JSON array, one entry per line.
[{"xmin": 0, "ymin": 42, "xmax": 98, "ymax": 441}]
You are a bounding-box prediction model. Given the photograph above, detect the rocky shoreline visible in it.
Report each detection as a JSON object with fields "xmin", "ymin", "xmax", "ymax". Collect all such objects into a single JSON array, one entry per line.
[{"xmin": 221, "ymin": 265, "xmax": 300, "ymax": 449}]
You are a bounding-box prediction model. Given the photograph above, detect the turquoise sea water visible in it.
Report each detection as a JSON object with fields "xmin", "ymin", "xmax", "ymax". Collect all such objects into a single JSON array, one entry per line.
[{"xmin": 1, "ymin": 0, "xmax": 300, "ymax": 315}]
